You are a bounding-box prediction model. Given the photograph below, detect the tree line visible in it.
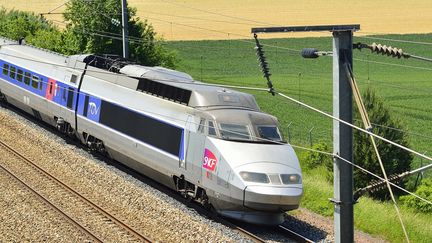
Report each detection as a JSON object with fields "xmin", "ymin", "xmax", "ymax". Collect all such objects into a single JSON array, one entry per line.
[{"xmin": 0, "ymin": 0, "xmax": 176, "ymax": 67}]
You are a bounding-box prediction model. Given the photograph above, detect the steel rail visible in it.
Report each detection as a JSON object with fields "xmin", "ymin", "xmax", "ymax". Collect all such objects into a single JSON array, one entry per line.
[
  {"xmin": 278, "ymin": 225, "xmax": 315, "ymax": 243},
  {"xmin": 0, "ymin": 162, "xmax": 103, "ymax": 242},
  {"xmin": 0, "ymin": 139, "xmax": 152, "ymax": 242}
]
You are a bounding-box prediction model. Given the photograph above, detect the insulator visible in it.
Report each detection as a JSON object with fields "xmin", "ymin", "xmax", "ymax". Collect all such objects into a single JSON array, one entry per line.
[
  {"xmin": 254, "ymin": 44, "xmax": 263, "ymax": 49},
  {"xmin": 301, "ymin": 48, "xmax": 319, "ymax": 58},
  {"xmin": 256, "ymin": 53, "xmax": 264, "ymax": 59},
  {"xmin": 254, "ymin": 33, "xmax": 275, "ymax": 95},
  {"xmin": 370, "ymin": 42, "xmax": 405, "ymax": 59}
]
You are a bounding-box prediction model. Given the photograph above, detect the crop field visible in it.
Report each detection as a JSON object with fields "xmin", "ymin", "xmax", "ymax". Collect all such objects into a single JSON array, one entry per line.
[
  {"xmin": 1, "ymin": 0, "xmax": 432, "ymax": 40},
  {"xmin": 1, "ymin": 1, "xmax": 432, "ymax": 242}
]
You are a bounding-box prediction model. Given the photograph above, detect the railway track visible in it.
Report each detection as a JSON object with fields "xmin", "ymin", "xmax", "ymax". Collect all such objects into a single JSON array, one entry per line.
[
  {"xmin": 0, "ymin": 104, "xmax": 315, "ymax": 242},
  {"xmin": 0, "ymin": 138, "xmax": 152, "ymax": 242},
  {"xmin": 278, "ymin": 225, "xmax": 314, "ymax": 243}
]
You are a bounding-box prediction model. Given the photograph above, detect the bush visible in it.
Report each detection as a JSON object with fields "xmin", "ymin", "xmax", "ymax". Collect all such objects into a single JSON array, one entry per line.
[
  {"xmin": 303, "ymin": 142, "xmax": 332, "ymax": 169},
  {"xmin": 400, "ymin": 179, "xmax": 432, "ymax": 213},
  {"xmin": 354, "ymin": 87, "xmax": 413, "ymax": 200}
]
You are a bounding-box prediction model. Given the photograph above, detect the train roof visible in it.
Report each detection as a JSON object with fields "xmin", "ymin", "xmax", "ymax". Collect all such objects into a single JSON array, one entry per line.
[
  {"xmin": 0, "ymin": 38, "xmax": 260, "ymax": 111},
  {"xmin": 0, "ymin": 37, "xmax": 68, "ymax": 65},
  {"xmin": 74, "ymin": 54, "xmax": 260, "ymax": 111},
  {"xmin": 121, "ymin": 65, "xmax": 259, "ymax": 110}
]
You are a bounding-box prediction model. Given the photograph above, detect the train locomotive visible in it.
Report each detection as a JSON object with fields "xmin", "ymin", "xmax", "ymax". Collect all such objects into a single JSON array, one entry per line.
[{"xmin": 0, "ymin": 37, "xmax": 303, "ymax": 225}]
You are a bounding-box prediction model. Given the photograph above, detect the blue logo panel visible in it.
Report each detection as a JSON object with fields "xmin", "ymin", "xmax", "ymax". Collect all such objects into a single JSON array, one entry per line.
[{"xmin": 86, "ymin": 96, "xmax": 101, "ymax": 122}]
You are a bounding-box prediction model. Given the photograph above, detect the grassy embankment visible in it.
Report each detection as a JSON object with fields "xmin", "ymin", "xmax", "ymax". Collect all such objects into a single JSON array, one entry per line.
[{"xmin": 166, "ymin": 34, "xmax": 432, "ymax": 242}]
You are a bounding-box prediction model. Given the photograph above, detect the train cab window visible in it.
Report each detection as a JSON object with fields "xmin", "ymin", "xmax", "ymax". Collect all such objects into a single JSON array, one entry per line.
[
  {"xmin": 9, "ymin": 66, "xmax": 16, "ymax": 79},
  {"xmin": 257, "ymin": 126, "xmax": 282, "ymax": 142},
  {"xmin": 16, "ymin": 69, "xmax": 23, "ymax": 82},
  {"xmin": 32, "ymin": 75, "xmax": 40, "ymax": 89},
  {"xmin": 24, "ymin": 72, "xmax": 31, "ymax": 85},
  {"xmin": 2, "ymin": 64, "xmax": 9, "ymax": 76},
  {"xmin": 219, "ymin": 123, "xmax": 251, "ymax": 141},
  {"xmin": 208, "ymin": 121, "xmax": 217, "ymax": 136}
]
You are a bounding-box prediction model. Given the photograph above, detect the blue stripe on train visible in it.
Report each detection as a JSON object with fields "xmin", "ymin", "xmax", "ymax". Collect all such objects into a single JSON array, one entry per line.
[
  {"xmin": 0, "ymin": 59, "xmax": 77, "ymax": 110},
  {"xmin": 1, "ymin": 58, "xmax": 185, "ymax": 159}
]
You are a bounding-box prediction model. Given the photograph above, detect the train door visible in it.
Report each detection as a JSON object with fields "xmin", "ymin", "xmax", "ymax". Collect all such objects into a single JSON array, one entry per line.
[{"xmin": 185, "ymin": 116, "xmax": 205, "ymax": 182}]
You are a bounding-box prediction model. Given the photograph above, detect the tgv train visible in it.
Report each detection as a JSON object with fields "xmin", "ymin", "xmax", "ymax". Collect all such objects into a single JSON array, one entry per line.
[{"xmin": 0, "ymin": 37, "xmax": 303, "ymax": 224}]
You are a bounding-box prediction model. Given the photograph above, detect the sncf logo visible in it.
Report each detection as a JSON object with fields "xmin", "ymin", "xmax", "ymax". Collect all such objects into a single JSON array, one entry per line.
[{"xmin": 202, "ymin": 149, "xmax": 217, "ymax": 171}]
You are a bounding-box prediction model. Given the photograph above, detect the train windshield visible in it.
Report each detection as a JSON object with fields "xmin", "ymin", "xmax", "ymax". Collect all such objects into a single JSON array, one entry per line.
[
  {"xmin": 219, "ymin": 123, "xmax": 251, "ymax": 141},
  {"xmin": 257, "ymin": 125, "xmax": 283, "ymax": 142}
]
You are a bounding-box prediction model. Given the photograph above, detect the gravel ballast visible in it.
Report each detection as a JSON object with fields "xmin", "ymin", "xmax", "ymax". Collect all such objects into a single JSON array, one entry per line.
[
  {"xmin": 0, "ymin": 107, "xmax": 249, "ymax": 242},
  {"xmin": 0, "ymin": 164, "xmax": 90, "ymax": 242},
  {"xmin": 0, "ymin": 105, "xmax": 387, "ymax": 242}
]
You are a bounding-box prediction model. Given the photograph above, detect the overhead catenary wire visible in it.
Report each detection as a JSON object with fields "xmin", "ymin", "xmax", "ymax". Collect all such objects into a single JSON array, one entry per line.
[
  {"xmin": 1, "ymin": 46, "xmax": 432, "ymax": 165},
  {"xmin": 276, "ymin": 91, "xmax": 432, "ymax": 164},
  {"xmin": 1, "ymin": 58, "xmax": 429, "ymax": 207},
  {"xmin": 354, "ymin": 58, "xmax": 432, "ymax": 71},
  {"xmin": 140, "ymin": 10, "xmax": 255, "ymax": 26},
  {"xmin": 136, "ymin": 16, "xmax": 301, "ymax": 53},
  {"xmin": 156, "ymin": 0, "xmax": 276, "ymax": 26},
  {"xmin": 1, "ymin": 52, "xmax": 432, "ymax": 209},
  {"xmin": 0, "ymin": 48, "xmax": 429, "ymax": 156},
  {"xmin": 345, "ymin": 62, "xmax": 410, "ymax": 242},
  {"xmin": 356, "ymin": 34, "xmax": 432, "ymax": 46},
  {"xmin": 354, "ymin": 118, "xmax": 432, "ymax": 142},
  {"xmin": 43, "ymin": 0, "xmax": 71, "ymax": 15},
  {"xmin": 52, "ymin": 18, "xmax": 302, "ymax": 55},
  {"xmin": 51, "ymin": 20, "xmax": 156, "ymax": 44}
]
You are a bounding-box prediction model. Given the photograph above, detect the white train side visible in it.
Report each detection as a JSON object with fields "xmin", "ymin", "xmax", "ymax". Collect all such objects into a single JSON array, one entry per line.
[{"xmin": 0, "ymin": 37, "xmax": 303, "ymax": 224}]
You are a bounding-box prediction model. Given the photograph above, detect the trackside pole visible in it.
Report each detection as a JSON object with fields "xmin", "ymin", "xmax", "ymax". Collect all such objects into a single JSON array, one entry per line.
[
  {"xmin": 121, "ymin": 0, "xmax": 129, "ymax": 59},
  {"xmin": 251, "ymin": 24, "xmax": 359, "ymax": 243},
  {"xmin": 332, "ymin": 30, "xmax": 354, "ymax": 243}
]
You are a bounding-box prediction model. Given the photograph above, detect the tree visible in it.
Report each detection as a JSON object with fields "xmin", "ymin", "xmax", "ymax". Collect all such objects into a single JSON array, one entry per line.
[
  {"xmin": 0, "ymin": 8, "xmax": 80, "ymax": 55},
  {"xmin": 63, "ymin": 0, "xmax": 176, "ymax": 68},
  {"xmin": 354, "ymin": 87, "xmax": 413, "ymax": 200}
]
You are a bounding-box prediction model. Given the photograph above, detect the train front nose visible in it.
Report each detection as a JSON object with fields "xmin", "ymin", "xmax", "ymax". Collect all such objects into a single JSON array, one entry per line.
[{"xmin": 244, "ymin": 185, "xmax": 302, "ymax": 212}]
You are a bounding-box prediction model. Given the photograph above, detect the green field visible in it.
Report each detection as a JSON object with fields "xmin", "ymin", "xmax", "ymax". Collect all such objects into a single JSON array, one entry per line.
[
  {"xmin": 165, "ymin": 34, "xmax": 432, "ymax": 242},
  {"xmin": 166, "ymin": 34, "xmax": 432, "ymax": 171}
]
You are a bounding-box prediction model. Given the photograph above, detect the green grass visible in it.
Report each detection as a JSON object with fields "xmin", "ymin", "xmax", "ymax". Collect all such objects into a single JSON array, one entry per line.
[
  {"xmin": 165, "ymin": 34, "xmax": 432, "ymax": 242},
  {"xmin": 302, "ymin": 165, "xmax": 432, "ymax": 243},
  {"xmin": 166, "ymin": 34, "xmax": 432, "ymax": 175}
]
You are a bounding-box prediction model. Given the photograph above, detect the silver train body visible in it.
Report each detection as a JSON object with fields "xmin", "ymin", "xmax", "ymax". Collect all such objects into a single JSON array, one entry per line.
[{"xmin": 0, "ymin": 37, "xmax": 303, "ymax": 225}]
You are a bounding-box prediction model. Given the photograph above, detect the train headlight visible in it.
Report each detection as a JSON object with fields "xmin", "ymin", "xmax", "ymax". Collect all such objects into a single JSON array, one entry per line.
[
  {"xmin": 281, "ymin": 174, "xmax": 301, "ymax": 184},
  {"xmin": 239, "ymin": 171, "xmax": 270, "ymax": 183}
]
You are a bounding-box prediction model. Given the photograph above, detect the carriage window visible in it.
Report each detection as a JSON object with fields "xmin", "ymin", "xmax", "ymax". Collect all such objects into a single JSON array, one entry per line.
[
  {"xmin": 208, "ymin": 121, "xmax": 216, "ymax": 136},
  {"xmin": 24, "ymin": 72, "xmax": 31, "ymax": 85},
  {"xmin": 2, "ymin": 64, "xmax": 9, "ymax": 75},
  {"xmin": 198, "ymin": 118, "xmax": 205, "ymax": 133},
  {"xmin": 9, "ymin": 66, "xmax": 16, "ymax": 79},
  {"xmin": 62, "ymin": 87, "xmax": 67, "ymax": 101},
  {"xmin": 219, "ymin": 123, "xmax": 250, "ymax": 140},
  {"xmin": 70, "ymin": 74, "xmax": 77, "ymax": 84},
  {"xmin": 16, "ymin": 69, "xmax": 23, "ymax": 82},
  {"xmin": 32, "ymin": 75, "xmax": 40, "ymax": 89}
]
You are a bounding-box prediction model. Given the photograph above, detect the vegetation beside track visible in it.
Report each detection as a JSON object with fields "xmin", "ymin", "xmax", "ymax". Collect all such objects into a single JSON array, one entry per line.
[{"xmin": 165, "ymin": 34, "xmax": 432, "ymax": 242}]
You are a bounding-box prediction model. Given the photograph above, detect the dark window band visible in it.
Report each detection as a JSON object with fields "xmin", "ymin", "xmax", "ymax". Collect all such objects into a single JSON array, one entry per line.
[{"xmin": 99, "ymin": 101, "xmax": 182, "ymax": 157}]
